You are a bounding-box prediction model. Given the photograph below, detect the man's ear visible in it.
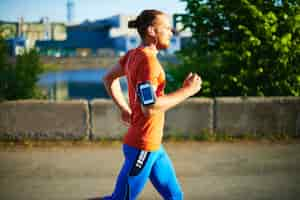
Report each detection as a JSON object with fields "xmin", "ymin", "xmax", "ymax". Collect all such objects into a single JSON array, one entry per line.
[{"xmin": 147, "ymin": 26, "xmax": 156, "ymax": 37}]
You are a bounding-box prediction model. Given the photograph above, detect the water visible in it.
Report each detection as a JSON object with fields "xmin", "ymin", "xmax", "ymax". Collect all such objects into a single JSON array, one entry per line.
[{"xmin": 37, "ymin": 68, "xmax": 128, "ymax": 101}]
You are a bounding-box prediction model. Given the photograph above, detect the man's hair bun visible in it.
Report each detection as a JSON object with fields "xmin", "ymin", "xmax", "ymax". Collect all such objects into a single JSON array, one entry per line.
[
  {"xmin": 128, "ymin": 10, "xmax": 164, "ymax": 38},
  {"xmin": 128, "ymin": 20, "xmax": 138, "ymax": 28}
]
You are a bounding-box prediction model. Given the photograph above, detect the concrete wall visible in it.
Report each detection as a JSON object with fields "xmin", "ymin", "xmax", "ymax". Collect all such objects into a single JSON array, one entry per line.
[
  {"xmin": 90, "ymin": 99, "xmax": 127, "ymax": 139},
  {"xmin": 0, "ymin": 100, "xmax": 89, "ymax": 140},
  {"xmin": 41, "ymin": 56, "xmax": 118, "ymax": 69},
  {"xmin": 215, "ymin": 97, "xmax": 300, "ymax": 136},
  {"xmin": 0, "ymin": 97, "xmax": 299, "ymax": 141},
  {"xmin": 165, "ymin": 98, "xmax": 213, "ymax": 136}
]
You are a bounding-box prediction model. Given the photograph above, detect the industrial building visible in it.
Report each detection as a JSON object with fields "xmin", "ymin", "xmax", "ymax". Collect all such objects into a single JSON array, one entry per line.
[
  {"xmin": 1, "ymin": 0, "xmax": 191, "ymax": 57},
  {"xmin": 35, "ymin": 14, "xmax": 182, "ymax": 57},
  {"xmin": 0, "ymin": 17, "xmax": 66, "ymax": 56}
]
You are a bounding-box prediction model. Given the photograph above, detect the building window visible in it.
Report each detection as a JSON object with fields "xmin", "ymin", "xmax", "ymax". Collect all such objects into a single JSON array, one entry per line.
[{"xmin": 130, "ymin": 37, "xmax": 137, "ymax": 44}]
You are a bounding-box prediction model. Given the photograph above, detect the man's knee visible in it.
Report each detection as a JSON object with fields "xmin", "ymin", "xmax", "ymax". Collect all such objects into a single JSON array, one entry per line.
[
  {"xmin": 166, "ymin": 190, "xmax": 184, "ymax": 200},
  {"xmin": 162, "ymin": 186, "xmax": 183, "ymax": 200}
]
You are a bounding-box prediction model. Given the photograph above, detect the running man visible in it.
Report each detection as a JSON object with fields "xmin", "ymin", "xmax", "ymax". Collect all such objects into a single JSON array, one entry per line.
[{"xmin": 102, "ymin": 9, "xmax": 202, "ymax": 200}]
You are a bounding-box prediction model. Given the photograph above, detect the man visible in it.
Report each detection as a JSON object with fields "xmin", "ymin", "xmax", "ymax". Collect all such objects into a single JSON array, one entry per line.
[{"xmin": 102, "ymin": 9, "xmax": 202, "ymax": 200}]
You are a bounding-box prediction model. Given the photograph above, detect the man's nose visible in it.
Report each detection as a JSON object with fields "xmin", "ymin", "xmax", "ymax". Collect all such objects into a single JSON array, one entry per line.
[{"xmin": 171, "ymin": 28, "xmax": 178, "ymax": 36}]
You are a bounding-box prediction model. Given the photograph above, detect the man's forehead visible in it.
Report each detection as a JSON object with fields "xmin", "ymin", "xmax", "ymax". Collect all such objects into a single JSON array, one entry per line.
[{"xmin": 154, "ymin": 14, "xmax": 171, "ymax": 26}]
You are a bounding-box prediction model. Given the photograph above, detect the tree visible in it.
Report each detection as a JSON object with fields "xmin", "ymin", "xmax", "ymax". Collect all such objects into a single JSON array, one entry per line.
[
  {"xmin": 168, "ymin": 0, "xmax": 300, "ymax": 96},
  {"xmin": 0, "ymin": 24, "xmax": 17, "ymax": 39},
  {"xmin": 0, "ymin": 37, "xmax": 45, "ymax": 101}
]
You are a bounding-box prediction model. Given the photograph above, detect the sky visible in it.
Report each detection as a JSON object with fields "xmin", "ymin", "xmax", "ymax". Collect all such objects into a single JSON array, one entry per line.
[{"xmin": 0, "ymin": 0, "xmax": 187, "ymax": 23}]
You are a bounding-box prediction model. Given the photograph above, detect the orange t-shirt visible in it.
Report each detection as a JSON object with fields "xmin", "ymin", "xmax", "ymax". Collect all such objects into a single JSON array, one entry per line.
[{"xmin": 119, "ymin": 46, "xmax": 166, "ymax": 151}]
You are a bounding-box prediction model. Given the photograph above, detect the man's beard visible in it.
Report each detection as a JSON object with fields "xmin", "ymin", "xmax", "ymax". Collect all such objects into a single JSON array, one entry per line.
[{"xmin": 156, "ymin": 40, "xmax": 170, "ymax": 50}]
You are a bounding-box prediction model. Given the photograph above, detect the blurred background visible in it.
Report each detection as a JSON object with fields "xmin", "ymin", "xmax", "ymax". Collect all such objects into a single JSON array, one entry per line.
[
  {"xmin": 0, "ymin": 0, "xmax": 299, "ymax": 102},
  {"xmin": 0, "ymin": 0, "xmax": 190, "ymax": 101}
]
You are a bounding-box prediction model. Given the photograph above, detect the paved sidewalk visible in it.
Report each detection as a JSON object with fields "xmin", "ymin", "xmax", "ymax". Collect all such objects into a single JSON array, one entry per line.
[{"xmin": 0, "ymin": 141, "xmax": 299, "ymax": 200}]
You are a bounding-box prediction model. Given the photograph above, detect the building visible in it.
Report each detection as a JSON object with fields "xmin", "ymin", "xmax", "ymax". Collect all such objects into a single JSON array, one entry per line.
[
  {"xmin": 1, "ymin": 14, "xmax": 191, "ymax": 57},
  {"xmin": 5, "ymin": 36, "xmax": 26, "ymax": 56},
  {"xmin": 36, "ymin": 14, "xmax": 182, "ymax": 57},
  {"xmin": 173, "ymin": 14, "xmax": 193, "ymax": 48},
  {"xmin": 1, "ymin": 18, "xmax": 66, "ymax": 55}
]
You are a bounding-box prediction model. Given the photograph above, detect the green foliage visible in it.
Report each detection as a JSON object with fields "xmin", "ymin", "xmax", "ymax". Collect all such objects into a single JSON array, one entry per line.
[
  {"xmin": 0, "ymin": 37, "xmax": 46, "ymax": 101},
  {"xmin": 0, "ymin": 24, "xmax": 17, "ymax": 39},
  {"xmin": 168, "ymin": 0, "xmax": 300, "ymax": 96}
]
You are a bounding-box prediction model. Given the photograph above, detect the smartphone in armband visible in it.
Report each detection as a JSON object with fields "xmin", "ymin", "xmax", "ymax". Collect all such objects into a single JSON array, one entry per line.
[{"xmin": 137, "ymin": 81, "xmax": 156, "ymax": 106}]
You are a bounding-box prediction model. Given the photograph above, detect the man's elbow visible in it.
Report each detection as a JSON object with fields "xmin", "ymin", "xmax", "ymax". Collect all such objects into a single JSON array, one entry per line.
[
  {"xmin": 141, "ymin": 105, "xmax": 160, "ymax": 117},
  {"xmin": 103, "ymin": 73, "xmax": 112, "ymax": 86}
]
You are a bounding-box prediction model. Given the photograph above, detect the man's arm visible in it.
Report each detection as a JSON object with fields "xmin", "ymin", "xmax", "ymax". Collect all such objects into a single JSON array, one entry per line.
[
  {"xmin": 142, "ymin": 73, "xmax": 202, "ymax": 117},
  {"xmin": 103, "ymin": 63, "xmax": 131, "ymax": 123}
]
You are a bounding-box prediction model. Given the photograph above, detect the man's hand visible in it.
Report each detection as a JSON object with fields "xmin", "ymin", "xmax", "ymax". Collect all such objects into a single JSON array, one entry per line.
[
  {"xmin": 120, "ymin": 108, "xmax": 132, "ymax": 127},
  {"xmin": 182, "ymin": 72, "xmax": 202, "ymax": 96}
]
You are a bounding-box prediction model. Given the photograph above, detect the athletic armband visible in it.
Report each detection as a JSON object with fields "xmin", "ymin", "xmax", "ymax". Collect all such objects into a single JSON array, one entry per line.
[{"xmin": 137, "ymin": 81, "xmax": 156, "ymax": 106}]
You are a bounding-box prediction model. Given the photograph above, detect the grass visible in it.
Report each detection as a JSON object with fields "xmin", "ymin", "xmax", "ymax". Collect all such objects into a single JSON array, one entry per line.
[
  {"xmin": 0, "ymin": 139, "xmax": 122, "ymax": 149},
  {"xmin": 0, "ymin": 132, "xmax": 299, "ymax": 149},
  {"xmin": 163, "ymin": 131, "xmax": 300, "ymax": 143}
]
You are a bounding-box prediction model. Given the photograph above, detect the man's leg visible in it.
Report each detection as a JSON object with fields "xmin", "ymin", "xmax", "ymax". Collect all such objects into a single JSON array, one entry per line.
[
  {"xmin": 149, "ymin": 146, "xmax": 183, "ymax": 200},
  {"xmin": 103, "ymin": 144, "xmax": 158, "ymax": 200}
]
